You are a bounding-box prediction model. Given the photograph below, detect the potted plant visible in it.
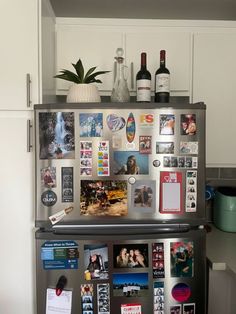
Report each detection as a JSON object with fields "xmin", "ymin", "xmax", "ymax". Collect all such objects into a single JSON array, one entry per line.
[{"xmin": 54, "ymin": 59, "xmax": 110, "ymax": 103}]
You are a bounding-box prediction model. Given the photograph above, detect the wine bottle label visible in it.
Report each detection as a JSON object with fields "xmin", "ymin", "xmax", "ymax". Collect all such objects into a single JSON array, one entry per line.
[
  {"xmin": 155, "ymin": 74, "xmax": 170, "ymax": 93},
  {"xmin": 137, "ymin": 79, "xmax": 151, "ymax": 102}
]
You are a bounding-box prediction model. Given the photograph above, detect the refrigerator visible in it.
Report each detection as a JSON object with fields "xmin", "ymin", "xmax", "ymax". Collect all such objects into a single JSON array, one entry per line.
[{"xmin": 35, "ymin": 102, "xmax": 206, "ymax": 314}]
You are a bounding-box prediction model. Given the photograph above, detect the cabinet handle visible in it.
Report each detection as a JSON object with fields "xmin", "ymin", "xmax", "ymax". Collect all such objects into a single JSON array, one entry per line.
[
  {"xmin": 27, "ymin": 119, "xmax": 33, "ymax": 152},
  {"xmin": 26, "ymin": 73, "xmax": 32, "ymax": 108},
  {"xmin": 130, "ymin": 62, "xmax": 134, "ymax": 90}
]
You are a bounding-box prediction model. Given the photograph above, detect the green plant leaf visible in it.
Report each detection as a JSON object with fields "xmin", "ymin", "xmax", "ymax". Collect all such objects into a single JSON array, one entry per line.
[
  {"xmin": 84, "ymin": 66, "xmax": 97, "ymax": 82},
  {"xmin": 84, "ymin": 71, "xmax": 110, "ymax": 84},
  {"xmin": 54, "ymin": 69, "xmax": 80, "ymax": 83},
  {"xmin": 72, "ymin": 59, "xmax": 84, "ymax": 82}
]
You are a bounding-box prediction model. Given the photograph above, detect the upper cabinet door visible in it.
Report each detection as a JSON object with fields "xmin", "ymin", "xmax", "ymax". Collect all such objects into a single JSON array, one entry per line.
[
  {"xmin": 56, "ymin": 24, "xmax": 124, "ymax": 94},
  {"xmin": 125, "ymin": 31, "xmax": 191, "ymax": 95},
  {"xmin": 0, "ymin": 0, "xmax": 39, "ymax": 110},
  {"xmin": 192, "ymin": 32, "xmax": 236, "ymax": 167}
]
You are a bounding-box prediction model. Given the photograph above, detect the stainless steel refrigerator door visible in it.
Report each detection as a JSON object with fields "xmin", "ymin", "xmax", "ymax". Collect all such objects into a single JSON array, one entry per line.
[
  {"xmin": 34, "ymin": 102, "xmax": 206, "ymax": 228},
  {"xmin": 36, "ymin": 228, "xmax": 206, "ymax": 314}
]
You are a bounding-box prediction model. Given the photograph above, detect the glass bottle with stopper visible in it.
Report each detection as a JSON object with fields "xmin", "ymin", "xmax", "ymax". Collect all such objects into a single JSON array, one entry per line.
[{"xmin": 111, "ymin": 48, "xmax": 130, "ymax": 102}]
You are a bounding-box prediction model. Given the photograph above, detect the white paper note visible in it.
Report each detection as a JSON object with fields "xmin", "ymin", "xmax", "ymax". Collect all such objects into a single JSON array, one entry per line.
[{"xmin": 46, "ymin": 288, "xmax": 72, "ymax": 314}]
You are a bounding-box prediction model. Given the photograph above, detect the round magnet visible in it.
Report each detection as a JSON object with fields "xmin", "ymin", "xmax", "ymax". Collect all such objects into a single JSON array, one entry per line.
[
  {"xmin": 41, "ymin": 190, "xmax": 57, "ymax": 207},
  {"xmin": 128, "ymin": 176, "xmax": 136, "ymax": 185},
  {"xmin": 171, "ymin": 283, "xmax": 191, "ymax": 302},
  {"xmin": 153, "ymin": 159, "xmax": 161, "ymax": 167}
]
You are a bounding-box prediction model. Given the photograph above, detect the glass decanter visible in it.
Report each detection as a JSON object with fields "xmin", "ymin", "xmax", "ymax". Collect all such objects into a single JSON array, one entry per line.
[{"xmin": 111, "ymin": 48, "xmax": 130, "ymax": 103}]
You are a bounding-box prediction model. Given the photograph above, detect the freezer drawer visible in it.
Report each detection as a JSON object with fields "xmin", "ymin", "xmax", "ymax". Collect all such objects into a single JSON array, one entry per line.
[{"xmin": 36, "ymin": 228, "xmax": 206, "ymax": 314}]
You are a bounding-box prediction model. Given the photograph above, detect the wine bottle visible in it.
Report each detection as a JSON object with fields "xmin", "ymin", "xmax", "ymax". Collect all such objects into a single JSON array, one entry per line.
[
  {"xmin": 136, "ymin": 52, "xmax": 151, "ymax": 102},
  {"xmin": 155, "ymin": 50, "xmax": 170, "ymax": 103}
]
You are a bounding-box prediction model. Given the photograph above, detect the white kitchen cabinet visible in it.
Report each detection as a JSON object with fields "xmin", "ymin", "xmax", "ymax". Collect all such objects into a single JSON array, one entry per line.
[
  {"xmin": 56, "ymin": 22, "xmax": 124, "ymax": 95},
  {"xmin": 0, "ymin": 0, "xmax": 39, "ymax": 110},
  {"xmin": 192, "ymin": 32, "xmax": 236, "ymax": 167},
  {"xmin": 0, "ymin": 111, "xmax": 34, "ymax": 314},
  {"xmin": 125, "ymin": 31, "xmax": 191, "ymax": 95}
]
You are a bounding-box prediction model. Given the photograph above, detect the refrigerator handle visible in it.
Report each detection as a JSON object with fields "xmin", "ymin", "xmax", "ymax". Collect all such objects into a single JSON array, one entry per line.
[{"xmin": 52, "ymin": 224, "xmax": 191, "ymax": 235}]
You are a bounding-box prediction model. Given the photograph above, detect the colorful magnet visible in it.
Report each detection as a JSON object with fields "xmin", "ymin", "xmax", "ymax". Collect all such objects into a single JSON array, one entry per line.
[
  {"xmin": 152, "ymin": 242, "xmax": 165, "ymax": 278},
  {"xmin": 170, "ymin": 241, "xmax": 194, "ymax": 277},
  {"xmin": 97, "ymin": 141, "xmax": 110, "ymax": 176},
  {"xmin": 171, "ymin": 283, "xmax": 191, "ymax": 302},
  {"xmin": 121, "ymin": 303, "xmax": 142, "ymax": 314},
  {"xmin": 126, "ymin": 112, "xmax": 136, "ymax": 143},
  {"xmin": 139, "ymin": 136, "xmax": 152, "ymax": 154},
  {"xmin": 139, "ymin": 113, "xmax": 154, "ymax": 127},
  {"xmin": 106, "ymin": 114, "xmax": 125, "ymax": 132},
  {"xmin": 41, "ymin": 190, "xmax": 57, "ymax": 206}
]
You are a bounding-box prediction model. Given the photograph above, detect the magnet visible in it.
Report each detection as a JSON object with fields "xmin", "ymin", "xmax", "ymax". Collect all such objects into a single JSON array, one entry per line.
[
  {"xmin": 171, "ymin": 283, "xmax": 191, "ymax": 302},
  {"xmin": 41, "ymin": 190, "xmax": 57, "ymax": 206},
  {"xmin": 79, "ymin": 113, "xmax": 103, "ymax": 137},
  {"xmin": 139, "ymin": 136, "xmax": 152, "ymax": 154},
  {"xmin": 126, "ymin": 112, "xmax": 136, "ymax": 143},
  {"xmin": 160, "ymin": 114, "xmax": 175, "ymax": 135},
  {"xmin": 153, "ymin": 159, "xmax": 161, "ymax": 167},
  {"xmin": 139, "ymin": 113, "xmax": 154, "ymax": 127},
  {"xmin": 128, "ymin": 176, "xmax": 136, "ymax": 185},
  {"xmin": 106, "ymin": 114, "xmax": 125, "ymax": 132},
  {"xmin": 113, "ymin": 273, "xmax": 148, "ymax": 297},
  {"xmin": 181, "ymin": 114, "xmax": 197, "ymax": 135}
]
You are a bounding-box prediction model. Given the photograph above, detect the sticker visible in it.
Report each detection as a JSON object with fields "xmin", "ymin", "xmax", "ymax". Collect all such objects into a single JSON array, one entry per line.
[
  {"xmin": 121, "ymin": 304, "xmax": 142, "ymax": 314},
  {"xmin": 113, "ymin": 151, "xmax": 149, "ymax": 175},
  {"xmin": 84, "ymin": 244, "xmax": 109, "ymax": 280},
  {"xmin": 46, "ymin": 288, "xmax": 72, "ymax": 314},
  {"xmin": 186, "ymin": 171, "xmax": 197, "ymax": 212},
  {"xmin": 139, "ymin": 136, "xmax": 152, "ymax": 154},
  {"xmin": 180, "ymin": 141, "xmax": 198, "ymax": 154},
  {"xmin": 79, "ymin": 113, "xmax": 103, "ymax": 137},
  {"xmin": 128, "ymin": 176, "xmax": 136, "ymax": 185},
  {"xmin": 132, "ymin": 180, "xmax": 156, "ymax": 213},
  {"xmin": 49, "ymin": 206, "xmax": 73, "ymax": 225},
  {"xmin": 156, "ymin": 142, "xmax": 174, "ymax": 154},
  {"xmin": 41, "ymin": 241, "xmax": 79, "ymax": 270},
  {"xmin": 160, "ymin": 114, "xmax": 175, "ymax": 135},
  {"xmin": 154, "ymin": 282, "xmax": 165, "ymax": 313},
  {"xmin": 98, "ymin": 141, "xmax": 110, "ymax": 176},
  {"xmin": 97, "ymin": 283, "xmax": 110, "ymax": 314},
  {"xmin": 41, "ymin": 190, "xmax": 57, "ymax": 207},
  {"xmin": 41, "ymin": 167, "xmax": 56, "ymax": 188},
  {"xmin": 106, "ymin": 114, "xmax": 125, "ymax": 132},
  {"xmin": 180, "ymin": 114, "xmax": 197, "ymax": 135},
  {"xmin": 170, "ymin": 305, "xmax": 182, "ymax": 313},
  {"xmin": 183, "ymin": 303, "xmax": 195, "ymax": 314},
  {"xmin": 61, "ymin": 167, "xmax": 73, "ymax": 202},
  {"xmin": 160, "ymin": 172, "xmax": 183, "ymax": 213},
  {"xmin": 171, "ymin": 283, "xmax": 191, "ymax": 302},
  {"xmin": 152, "ymin": 243, "xmax": 165, "ymax": 278},
  {"xmin": 152, "ymin": 159, "xmax": 161, "ymax": 167},
  {"xmin": 112, "ymin": 136, "xmax": 122, "ymax": 149},
  {"xmin": 170, "ymin": 241, "xmax": 194, "ymax": 277},
  {"xmin": 126, "ymin": 112, "xmax": 136, "ymax": 143},
  {"xmin": 80, "ymin": 141, "xmax": 92, "ymax": 176},
  {"xmin": 139, "ymin": 113, "xmax": 154, "ymax": 127},
  {"xmin": 113, "ymin": 244, "xmax": 148, "ymax": 268},
  {"xmin": 112, "ymin": 273, "xmax": 148, "ymax": 297},
  {"xmin": 80, "ymin": 180, "xmax": 127, "ymax": 216},
  {"xmin": 39, "ymin": 112, "xmax": 75, "ymax": 160}
]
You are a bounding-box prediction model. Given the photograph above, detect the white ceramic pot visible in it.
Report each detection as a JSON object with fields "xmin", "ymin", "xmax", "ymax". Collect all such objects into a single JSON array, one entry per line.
[{"xmin": 66, "ymin": 84, "xmax": 101, "ymax": 103}]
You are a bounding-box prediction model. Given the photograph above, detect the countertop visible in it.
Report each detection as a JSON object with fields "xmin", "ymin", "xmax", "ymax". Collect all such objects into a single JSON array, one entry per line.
[{"xmin": 206, "ymin": 224, "xmax": 236, "ymax": 277}]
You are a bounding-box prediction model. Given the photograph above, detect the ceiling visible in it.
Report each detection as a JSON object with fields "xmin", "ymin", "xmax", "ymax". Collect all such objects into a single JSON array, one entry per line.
[{"xmin": 49, "ymin": 0, "xmax": 236, "ymax": 20}]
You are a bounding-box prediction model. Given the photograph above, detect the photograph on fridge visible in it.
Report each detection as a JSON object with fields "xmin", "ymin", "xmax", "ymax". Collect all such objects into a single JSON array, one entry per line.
[
  {"xmin": 131, "ymin": 180, "xmax": 156, "ymax": 213},
  {"xmin": 39, "ymin": 112, "xmax": 75, "ymax": 159},
  {"xmin": 183, "ymin": 303, "xmax": 195, "ymax": 314},
  {"xmin": 80, "ymin": 180, "xmax": 128, "ymax": 216},
  {"xmin": 41, "ymin": 166, "xmax": 56, "ymax": 188},
  {"xmin": 112, "ymin": 273, "xmax": 149, "ymax": 297},
  {"xmin": 156, "ymin": 141, "xmax": 174, "ymax": 154},
  {"xmin": 170, "ymin": 304, "xmax": 182, "ymax": 314},
  {"xmin": 79, "ymin": 113, "xmax": 103, "ymax": 137},
  {"xmin": 159, "ymin": 114, "xmax": 175, "ymax": 135},
  {"xmin": 180, "ymin": 114, "xmax": 197, "ymax": 135},
  {"xmin": 113, "ymin": 243, "xmax": 148, "ymax": 268},
  {"xmin": 113, "ymin": 151, "xmax": 149, "ymax": 175},
  {"xmin": 170, "ymin": 241, "xmax": 194, "ymax": 277},
  {"xmin": 84, "ymin": 244, "xmax": 108, "ymax": 280}
]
